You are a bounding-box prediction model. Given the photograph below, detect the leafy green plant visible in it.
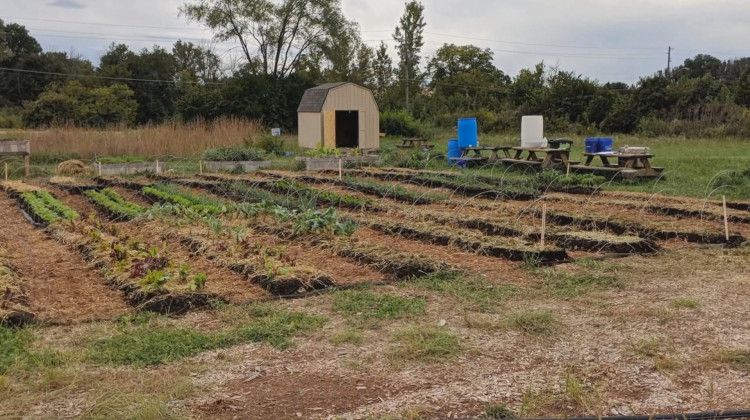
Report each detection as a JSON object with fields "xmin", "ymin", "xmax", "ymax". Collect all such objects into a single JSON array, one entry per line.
[
  {"xmin": 19, "ymin": 191, "xmax": 79, "ymax": 225},
  {"xmin": 187, "ymin": 273, "xmax": 206, "ymax": 291},
  {"xmin": 84, "ymin": 188, "xmax": 144, "ymax": 220},
  {"xmin": 202, "ymin": 145, "xmax": 266, "ymax": 161},
  {"xmin": 140, "ymin": 269, "xmax": 171, "ymax": 292},
  {"xmin": 255, "ymin": 134, "xmax": 285, "ymax": 155}
]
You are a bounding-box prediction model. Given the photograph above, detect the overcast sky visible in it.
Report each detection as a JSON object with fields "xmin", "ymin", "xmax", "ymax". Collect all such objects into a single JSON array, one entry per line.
[{"xmin": 2, "ymin": 0, "xmax": 749, "ymax": 84}]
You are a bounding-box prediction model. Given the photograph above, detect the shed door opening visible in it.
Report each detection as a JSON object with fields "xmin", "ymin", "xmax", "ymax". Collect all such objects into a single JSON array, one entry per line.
[{"xmin": 335, "ymin": 110, "xmax": 359, "ymax": 148}]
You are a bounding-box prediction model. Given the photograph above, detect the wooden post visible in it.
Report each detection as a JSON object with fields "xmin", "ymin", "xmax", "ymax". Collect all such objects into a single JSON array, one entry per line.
[
  {"xmin": 23, "ymin": 155, "xmax": 30, "ymax": 177},
  {"xmin": 98, "ymin": 162, "xmax": 102, "ymax": 176},
  {"xmin": 540, "ymin": 203, "xmax": 547, "ymax": 248},
  {"xmin": 3, "ymin": 163, "xmax": 7, "ymax": 181},
  {"xmin": 338, "ymin": 158, "xmax": 342, "ymax": 180},
  {"xmin": 723, "ymin": 195, "xmax": 730, "ymax": 241},
  {"xmin": 199, "ymin": 160, "xmax": 203, "ymax": 175}
]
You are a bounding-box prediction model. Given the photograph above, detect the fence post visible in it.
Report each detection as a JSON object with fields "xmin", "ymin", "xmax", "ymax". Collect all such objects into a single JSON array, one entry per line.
[
  {"xmin": 540, "ymin": 203, "xmax": 547, "ymax": 248},
  {"xmin": 723, "ymin": 195, "xmax": 730, "ymax": 241}
]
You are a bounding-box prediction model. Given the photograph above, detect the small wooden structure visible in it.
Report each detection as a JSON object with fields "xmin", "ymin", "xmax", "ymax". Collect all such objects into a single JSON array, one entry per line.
[
  {"xmin": 0, "ymin": 140, "xmax": 30, "ymax": 177},
  {"xmin": 297, "ymin": 82, "xmax": 380, "ymax": 150}
]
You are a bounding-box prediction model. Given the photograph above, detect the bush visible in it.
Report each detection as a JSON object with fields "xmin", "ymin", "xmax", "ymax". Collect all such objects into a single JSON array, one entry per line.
[
  {"xmin": 380, "ymin": 109, "xmax": 421, "ymax": 136},
  {"xmin": 255, "ymin": 134, "xmax": 285, "ymax": 155},
  {"xmin": 202, "ymin": 145, "xmax": 266, "ymax": 161}
]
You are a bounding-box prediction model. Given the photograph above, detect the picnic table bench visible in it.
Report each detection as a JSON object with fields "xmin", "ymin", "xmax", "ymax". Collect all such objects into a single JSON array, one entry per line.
[
  {"xmin": 571, "ymin": 152, "xmax": 665, "ymax": 178},
  {"xmin": 396, "ymin": 137, "xmax": 434, "ymax": 149},
  {"xmin": 501, "ymin": 147, "xmax": 572, "ymax": 168},
  {"xmin": 448, "ymin": 146, "xmax": 514, "ymax": 165}
]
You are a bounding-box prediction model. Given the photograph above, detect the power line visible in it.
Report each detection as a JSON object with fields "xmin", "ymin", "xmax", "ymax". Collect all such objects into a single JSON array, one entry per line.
[
  {"xmin": 424, "ymin": 31, "xmax": 665, "ymax": 51},
  {"xmin": 0, "ymin": 67, "xmax": 225, "ymax": 85},
  {"xmin": 0, "ymin": 15, "xmax": 207, "ymax": 31}
]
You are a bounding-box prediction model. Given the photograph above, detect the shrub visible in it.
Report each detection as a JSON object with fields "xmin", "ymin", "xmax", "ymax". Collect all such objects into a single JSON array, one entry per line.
[
  {"xmin": 202, "ymin": 145, "xmax": 266, "ymax": 161},
  {"xmin": 380, "ymin": 109, "xmax": 421, "ymax": 136},
  {"xmin": 255, "ymin": 134, "xmax": 285, "ymax": 155}
]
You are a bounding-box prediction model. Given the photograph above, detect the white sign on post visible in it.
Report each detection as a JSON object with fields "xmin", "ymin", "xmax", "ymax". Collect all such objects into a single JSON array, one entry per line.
[{"xmin": 271, "ymin": 128, "xmax": 281, "ymax": 136}]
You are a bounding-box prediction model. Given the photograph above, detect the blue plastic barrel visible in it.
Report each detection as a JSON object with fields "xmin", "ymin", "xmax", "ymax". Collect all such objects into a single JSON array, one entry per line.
[
  {"xmin": 447, "ymin": 139, "xmax": 461, "ymax": 163},
  {"xmin": 584, "ymin": 138, "xmax": 600, "ymax": 153},
  {"xmin": 598, "ymin": 137, "xmax": 613, "ymax": 152},
  {"xmin": 457, "ymin": 118, "xmax": 478, "ymax": 148}
]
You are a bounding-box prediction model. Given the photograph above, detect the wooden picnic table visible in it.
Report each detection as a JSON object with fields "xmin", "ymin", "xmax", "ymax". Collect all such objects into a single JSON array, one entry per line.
[
  {"xmin": 508, "ymin": 147, "xmax": 571, "ymax": 168},
  {"xmin": 397, "ymin": 137, "xmax": 434, "ymax": 149},
  {"xmin": 459, "ymin": 146, "xmax": 514, "ymax": 162},
  {"xmin": 583, "ymin": 152, "xmax": 654, "ymax": 169},
  {"xmin": 573, "ymin": 152, "xmax": 665, "ymax": 178}
]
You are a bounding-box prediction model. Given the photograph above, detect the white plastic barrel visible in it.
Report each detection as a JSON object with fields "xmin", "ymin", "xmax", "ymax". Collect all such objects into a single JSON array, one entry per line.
[{"xmin": 521, "ymin": 115, "xmax": 546, "ymax": 148}]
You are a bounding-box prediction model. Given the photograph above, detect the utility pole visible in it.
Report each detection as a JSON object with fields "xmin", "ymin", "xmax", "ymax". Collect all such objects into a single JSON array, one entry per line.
[{"xmin": 666, "ymin": 46, "xmax": 672, "ymax": 77}]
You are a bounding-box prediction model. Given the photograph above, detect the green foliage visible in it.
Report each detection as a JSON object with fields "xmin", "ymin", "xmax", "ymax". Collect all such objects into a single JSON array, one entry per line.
[
  {"xmin": 88, "ymin": 307, "xmax": 326, "ymax": 366},
  {"xmin": 333, "ymin": 290, "xmax": 425, "ymax": 321},
  {"xmin": 142, "ymin": 183, "xmax": 228, "ymax": 215},
  {"xmin": 481, "ymin": 404, "xmax": 517, "ymax": 420},
  {"xmin": 23, "ymin": 81, "xmax": 137, "ymax": 127},
  {"xmin": 84, "ymin": 188, "xmax": 144, "ymax": 220},
  {"xmin": 187, "ymin": 273, "xmax": 207, "ymax": 292},
  {"xmin": 330, "ymin": 329, "xmax": 364, "ymax": 346},
  {"xmin": 19, "ymin": 190, "xmax": 79, "ymax": 225},
  {"xmin": 380, "ymin": 109, "xmax": 422, "ymax": 136},
  {"xmin": 539, "ymin": 269, "xmax": 624, "ymax": 297},
  {"xmin": 0, "ymin": 327, "xmax": 61, "ymax": 374},
  {"xmin": 340, "ymin": 176, "xmax": 445, "ymax": 204},
  {"xmin": 139, "ymin": 270, "xmax": 171, "ymax": 292},
  {"xmin": 413, "ymin": 271, "xmax": 516, "ymax": 312},
  {"xmin": 305, "ymin": 143, "xmax": 340, "ymax": 157},
  {"xmin": 718, "ymin": 350, "xmax": 750, "ymax": 371},
  {"xmin": 255, "ymin": 134, "xmax": 285, "ymax": 155},
  {"xmin": 389, "ymin": 326, "xmax": 460, "ymax": 363},
  {"xmin": 508, "ymin": 309, "xmax": 560, "ymax": 335},
  {"xmin": 292, "ymin": 207, "xmax": 359, "ymax": 236},
  {"xmin": 202, "ymin": 145, "xmax": 266, "ymax": 161}
]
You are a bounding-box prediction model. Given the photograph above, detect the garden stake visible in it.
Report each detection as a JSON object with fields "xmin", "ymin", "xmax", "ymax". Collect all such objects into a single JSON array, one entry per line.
[
  {"xmin": 338, "ymin": 158, "xmax": 342, "ymax": 180},
  {"xmin": 723, "ymin": 195, "xmax": 729, "ymax": 241},
  {"xmin": 98, "ymin": 162, "xmax": 102, "ymax": 176},
  {"xmin": 541, "ymin": 203, "xmax": 547, "ymax": 248},
  {"xmin": 566, "ymin": 163, "xmax": 570, "ymax": 177},
  {"xmin": 4, "ymin": 163, "xmax": 7, "ymax": 181},
  {"xmin": 156, "ymin": 160, "xmax": 160, "ymax": 174},
  {"xmin": 199, "ymin": 160, "xmax": 203, "ymax": 174}
]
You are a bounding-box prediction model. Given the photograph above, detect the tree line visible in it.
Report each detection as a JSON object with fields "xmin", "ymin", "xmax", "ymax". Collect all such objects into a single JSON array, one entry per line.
[{"xmin": 2, "ymin": 0, "xmax": 750, "ymax": 137}]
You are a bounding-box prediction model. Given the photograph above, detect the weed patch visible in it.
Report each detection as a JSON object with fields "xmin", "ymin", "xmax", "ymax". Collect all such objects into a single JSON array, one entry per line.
[
  {"xmin": 717, "ymin": 350, "xmax": 750, "ymax": 371},
  {"xmin": 0, "ymin": 327, "xmax": 62, "ymax": 374},
  {"xmin": 412, "ymin": 271, "xmax": 515, "ymax": 312},
  {"xmin": 539, "ymin": 269, "xmax": 623, "ymax": 297},
  {"xmin": 330, "ymin": 329, "xmax": 364, "ymax": 346},
  {"xmin": 671, "ymin": 297, "xmax": 699, "ymax": 309},
  {"xmin": 89, "ymin": 306, "xmax": 326, "ymax": 366},
  {"xmin": 333, "ymin": 291, "xmax": 425, "ymax": 322},
  {"xmin": 389, "ymin": 326, "xmax": 461, "ymax": 363},
  {"xmin": 507, "ymin": 310, "xmax": 560, "ymax": 335}
]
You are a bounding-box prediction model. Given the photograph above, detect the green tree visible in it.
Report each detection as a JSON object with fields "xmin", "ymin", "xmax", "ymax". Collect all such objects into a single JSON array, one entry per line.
[
  {"xmin": 392, "ymin": 0, "xmax": 426, "ymax": 110},
  {"xmin": 735, "ymin": 67, "xmax": 750, "ymax": 107},
  {"xmin": 23, "ymin": 81, "xmax": 137, "ymax": 127},
  {"xmin": 181, "ymin": 0, "xmax": 351, "ymax": 78},
  {"xmin": 172, "ymin": 40, "xmax": 221, "ymax": 83},
  {"xmin": 426, "ymin": 43, "xmax": 509, "ymax": 110},
  {"xmin": 372, "ymin": 41, "xmax": 393, "ymax": 104}
]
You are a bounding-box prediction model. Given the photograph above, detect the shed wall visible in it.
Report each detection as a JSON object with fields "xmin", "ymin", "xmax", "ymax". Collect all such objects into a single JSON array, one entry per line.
[
  {"xmin": 321, "ymin": 85, "xmax": 380, "ymax": 149},
  {"xmin": 298, "ymin": 112, "xmax": 322, "ymax": 148}
]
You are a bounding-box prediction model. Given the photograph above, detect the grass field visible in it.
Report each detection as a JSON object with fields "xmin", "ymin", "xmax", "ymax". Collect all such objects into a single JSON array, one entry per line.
[{"xmin": 1, "ymin": 125, "xmax": 748, "ymax": 199}]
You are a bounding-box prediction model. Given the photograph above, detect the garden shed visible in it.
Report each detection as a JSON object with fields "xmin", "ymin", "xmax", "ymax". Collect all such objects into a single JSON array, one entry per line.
[{"xmin": 297, "ymin": 82, "xmax": 380, "ymax": 150}]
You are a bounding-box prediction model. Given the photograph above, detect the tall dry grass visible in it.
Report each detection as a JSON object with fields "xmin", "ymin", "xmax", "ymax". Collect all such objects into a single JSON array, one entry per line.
[{"xmin": 8, "ymin": 118, "xmax": 263, "ymax": 158}]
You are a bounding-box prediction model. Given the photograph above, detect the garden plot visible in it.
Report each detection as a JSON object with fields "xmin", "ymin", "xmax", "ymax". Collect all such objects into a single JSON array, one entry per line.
[{"xmin": 0, "ymin": 188, "xmax": 130, "ymax": 323}]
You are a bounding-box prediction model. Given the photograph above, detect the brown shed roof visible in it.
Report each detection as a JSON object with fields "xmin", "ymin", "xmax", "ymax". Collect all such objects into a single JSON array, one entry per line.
[{"xmin": 297, "ymin": 82, "xmax": 350, "ymax": 113}]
